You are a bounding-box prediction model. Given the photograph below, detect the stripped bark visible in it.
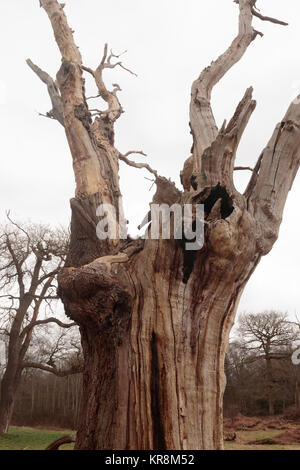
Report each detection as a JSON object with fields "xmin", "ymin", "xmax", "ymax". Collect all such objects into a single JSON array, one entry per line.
[{"xmin": 29, "ymin": 0, "xmax": 299, "ymax": 449}]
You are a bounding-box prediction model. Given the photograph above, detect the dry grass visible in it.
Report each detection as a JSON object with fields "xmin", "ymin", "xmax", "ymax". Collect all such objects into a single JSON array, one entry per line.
[{"xmin": 224, "ymin": 414, "xmax": 300, "ymax": 450}]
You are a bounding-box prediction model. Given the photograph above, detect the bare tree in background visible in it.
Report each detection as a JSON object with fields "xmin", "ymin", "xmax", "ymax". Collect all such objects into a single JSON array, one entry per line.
[
  {"xmin": 224, "ymin": 339, "xmax": 254, "ymax": 417},
  {"xmin": 11, "ymin": 328, "xmax": 82, "ymax": 429},
  {"xmin": 238, "ymin": 311, "xmax": 298, "ymax": 415},
  {"xmin": 0, "ymin": 219, "xmax": 80, "ymax": 434},
  {"xmin": 27, "ymin": 1, "xmax": 300, "ymax": 449}
]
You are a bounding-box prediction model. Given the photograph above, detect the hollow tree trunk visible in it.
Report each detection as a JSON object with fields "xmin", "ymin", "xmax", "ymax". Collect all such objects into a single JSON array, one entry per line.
[
  {"xmin": 33, "ymin": 0, "xmax": 300, "ymax": 451},
  {"xmin": 59, "ymin": 187, "xmax": 261, "ymax": 450}
]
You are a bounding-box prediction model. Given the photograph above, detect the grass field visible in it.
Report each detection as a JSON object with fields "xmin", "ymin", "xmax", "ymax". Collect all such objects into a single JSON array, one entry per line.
[
  {"xmin": 0, "ymin": 426, "xmax": 75, "ymax": 450},
  {"xmin": 1, "ymin": 425, "xmax": 300, "ymax": 450},
  {"xmin": 224, "ymin": 429, "xmax": 300, "ymax": 450}
]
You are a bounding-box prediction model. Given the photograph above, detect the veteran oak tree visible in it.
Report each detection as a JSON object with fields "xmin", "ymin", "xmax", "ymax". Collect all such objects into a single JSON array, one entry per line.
[{"xmin": 28, "ymin": 0, "xmax": 299, "ymax": 449}]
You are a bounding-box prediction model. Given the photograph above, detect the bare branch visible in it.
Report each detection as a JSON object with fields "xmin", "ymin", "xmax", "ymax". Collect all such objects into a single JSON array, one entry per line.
[
  {"xmin": 19, "ymin": 274, "xmax": 57, "ymax": 363},
  {"xmin": 118, "ymin": 152, "xmax": 158, "ymax": 178},
  {"xmin": 6, "ymin": 211, "xmax": 31, "ymax": 246},
  {"xmin": 123, "ymin": 150, "xmax": 147, "ymax": 158},
  {"xmin": 22, "ymin": 361, "xmax": 83, "ymax": 377},
  {"xmin": 86, "ymin": 94, "xmax": 101, "ymax": 101},
  {"xmin": 82, "ymin": 43, "xmax": 136, "ymax": 122},
  {"xmin": 20, "ymin": 317, "xmax": 77, "ymax": 338},
  {"xmin": 5, "ymin": 235, "xmax": 25, "ymax": 297},
  {"xmin": 233, "ymin": 1, "xmax": 288, "ymax": 26},
  {"xmin": 81, "ymin": 65, "xmax": 95, "ymax": 77},
  {"xmin": 234, "ymin": 166, "xmax": 254, "ymax": 172},
  {"xmin": 107, "ymin": 47, "xmax": 127, "ymax": 62},
  {"xmin": 89, "ymin": 107, "xmax": 124, "ymax": 118},
  {"xmin": 252, "ymin": 9, "xmax": 288, "ymax": 26},
  {"xmin": 26, "ymin": 59, "xmax": 64, "ymax": 126},
  {"xmin": 105, "ymin": 59, "xmax": 137, "ymax": 77},
  {"xmin": 106, "ymin": 46, "xmax": 137, "ymax": 76}
]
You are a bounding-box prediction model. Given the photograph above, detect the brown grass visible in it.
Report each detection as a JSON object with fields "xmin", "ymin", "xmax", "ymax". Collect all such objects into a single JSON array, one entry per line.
[{"xmin": 224, "ymin": 414, "xmax": 300, "ymax": 450}]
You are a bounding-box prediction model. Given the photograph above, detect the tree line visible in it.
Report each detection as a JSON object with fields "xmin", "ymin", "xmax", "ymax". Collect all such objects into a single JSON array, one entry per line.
[{"xmin": 1, "ymin": 368, "xmax": 82, "ymax": 430}]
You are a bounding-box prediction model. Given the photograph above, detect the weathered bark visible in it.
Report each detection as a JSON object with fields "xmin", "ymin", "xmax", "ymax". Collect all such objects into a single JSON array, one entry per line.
[
  {"xmin": 59, "ymin": 217, "xmax": 260, "ymax": 449},
  {"xmin": 32, "ymin": 0, "xmax": 298, "ymax": 450},
  {"xmin": 58, "ymin": 159, "xmax": 264, "ymax": 449}
]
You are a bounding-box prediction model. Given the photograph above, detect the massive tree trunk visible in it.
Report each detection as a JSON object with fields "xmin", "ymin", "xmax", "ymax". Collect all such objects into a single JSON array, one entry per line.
[
  {"xmin": 32, "ymin": 0, "xmax": 299, "ymax": 449},
  {"xmin": 60, "ymin": 222, "xmax": 259, "ymax": 450}
]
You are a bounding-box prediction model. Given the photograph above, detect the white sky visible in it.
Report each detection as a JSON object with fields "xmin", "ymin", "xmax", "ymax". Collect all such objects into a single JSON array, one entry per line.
[{"xmin": 0, "ymin": 0, "xmax": 299, "ymax": 320}]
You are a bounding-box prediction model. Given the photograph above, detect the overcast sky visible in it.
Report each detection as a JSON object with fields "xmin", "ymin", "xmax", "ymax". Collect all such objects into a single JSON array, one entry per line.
[{"xmin": 0, "ymin": 0, "xmax": 299, "ymax": 320}]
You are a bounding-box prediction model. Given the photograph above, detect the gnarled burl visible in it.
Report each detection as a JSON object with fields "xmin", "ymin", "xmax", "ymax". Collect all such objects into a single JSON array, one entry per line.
[{"xmin": 28, "ymin": 0, "xmax": 299, "ymax": 449}]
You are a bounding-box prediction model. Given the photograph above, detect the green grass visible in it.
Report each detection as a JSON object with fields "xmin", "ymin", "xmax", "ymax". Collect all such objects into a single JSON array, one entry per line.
[
  {"xmin": 0, "ymin": 426, "xmax": 75, "ymax": 450},
  {"xmin": 2, "ymin": 426, "xmax": 300, "ymax": 450}
]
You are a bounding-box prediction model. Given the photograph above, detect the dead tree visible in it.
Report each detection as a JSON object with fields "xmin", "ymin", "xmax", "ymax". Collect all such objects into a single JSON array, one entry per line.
[{"xmin": 28, "ymin": 0, "xmax": 299, "ymax": 449}]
